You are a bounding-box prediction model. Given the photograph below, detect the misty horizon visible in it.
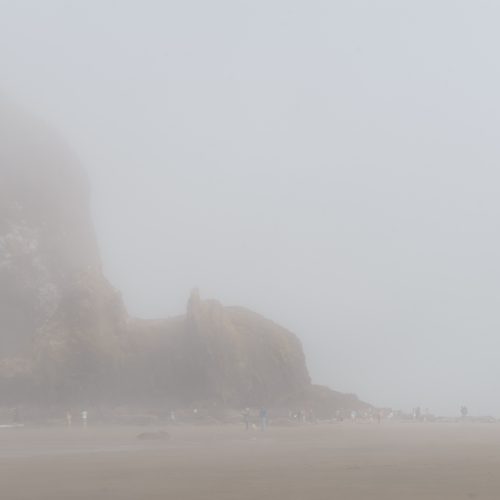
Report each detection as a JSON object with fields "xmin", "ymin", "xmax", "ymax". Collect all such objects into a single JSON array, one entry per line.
[{"xmin": 2, "ymin": 1, "xmax": 500, "ymax": 417}]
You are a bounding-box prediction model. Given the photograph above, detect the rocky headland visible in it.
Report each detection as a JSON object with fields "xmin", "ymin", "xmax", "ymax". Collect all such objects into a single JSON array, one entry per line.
[{"xmin": 0, "ymin": 99, "xmax": 366, "ymax": 417}]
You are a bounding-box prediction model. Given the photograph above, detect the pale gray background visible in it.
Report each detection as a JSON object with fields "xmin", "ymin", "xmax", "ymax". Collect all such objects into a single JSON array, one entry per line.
[{"xmin": 1, "ymin": 1, "xmax": 499, "ymax": 415}]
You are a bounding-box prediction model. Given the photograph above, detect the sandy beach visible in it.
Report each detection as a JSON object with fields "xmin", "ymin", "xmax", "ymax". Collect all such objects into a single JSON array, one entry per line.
[{"xmin": 1, "ymin": 422, "xmax": 499, "ymax": 499}]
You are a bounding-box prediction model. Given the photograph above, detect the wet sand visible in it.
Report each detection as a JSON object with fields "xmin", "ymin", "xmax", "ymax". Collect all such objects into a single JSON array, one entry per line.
[{"xmin": 1, "ymin": 422, "xmax": 500, "ymax": 499}]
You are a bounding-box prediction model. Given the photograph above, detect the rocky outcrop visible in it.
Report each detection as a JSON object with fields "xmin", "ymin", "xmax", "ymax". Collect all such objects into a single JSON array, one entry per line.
[
  {"xmin": 0, "ymin": 99, "xmax": 126, "ymax": 404},
  {"xmin": 124, "ymin": 290, "xmax": 311, "ymax": 407},
  {"xmin": 0, "ymin": 99, "xmax": 366, "ymax": 413}
]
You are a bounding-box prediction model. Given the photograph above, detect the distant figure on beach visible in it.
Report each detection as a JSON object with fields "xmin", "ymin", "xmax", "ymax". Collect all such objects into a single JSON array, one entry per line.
[
  {"xmin": 81, "ymin": 410, "xmax": 88, "ymax": 428},
  {"xmin": 350, "ymin": 410, "xmax": 357, "ymax": 423},
  {"xmin": 460, "ymin": 406, "xmax": 468, "ymax": 419},
  {"xmin": 308, "ymin": 409, "xmax": 315, "ymax": 423},
  {"xmin": 242, "ymin": 408, "xmax": 251, "ymax": 430},
  {"xmin": 259, "ymin": 407, "xmax": 268, "ymax": 431},
  {"xmin": 170, "ymin": 410, "xmax": 176, "ymax": 423},
  {"xmin": 66, "ymin": 411, "xmax": 72, "ymax": 427}
]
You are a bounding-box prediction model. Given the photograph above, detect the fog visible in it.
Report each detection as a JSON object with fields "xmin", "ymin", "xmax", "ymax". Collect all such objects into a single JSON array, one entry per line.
[{"xmin": 1, "ymin": 1, "xmax": 499, "ymax": 416}]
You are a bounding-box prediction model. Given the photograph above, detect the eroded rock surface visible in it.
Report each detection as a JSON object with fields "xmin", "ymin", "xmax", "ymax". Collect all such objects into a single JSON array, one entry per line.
[{"xmin": 0, "ymin": 100, "xmax": 366, "ymax": 413}]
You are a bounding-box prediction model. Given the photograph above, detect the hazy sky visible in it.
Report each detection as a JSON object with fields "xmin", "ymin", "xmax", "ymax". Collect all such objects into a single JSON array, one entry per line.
[{"xmin": 1, "ymin": 1, "xmax": 499, "ymax": 415}]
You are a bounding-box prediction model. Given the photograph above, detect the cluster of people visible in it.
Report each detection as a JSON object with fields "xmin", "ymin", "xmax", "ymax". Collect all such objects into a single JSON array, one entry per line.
[
  {"xmin": 241, "ymin": 407, "xmax": 387, "ymax": 429},
  {"xmin": 290, "ymin": 409, "xmax": 316, "ymax": 424},
  {"xmin": 65, "ymin": 410, "xmax": 88, "ymax": 427},
  {"xmin": 241, "ymin": 407, "xmax": 268, "ymax": 431},
  {"xmin": 333, "ymin": 408, "xmax": 384, "ymax": 423}
]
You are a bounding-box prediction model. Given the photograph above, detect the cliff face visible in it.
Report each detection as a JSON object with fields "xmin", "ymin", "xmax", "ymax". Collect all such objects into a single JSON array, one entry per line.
[
  {"xmin": 0, "ymin": 100, "xmax": 365, "ymax": 412},
  {"xmin": 184, "ymin": 291, "xmax": 311, "ymax": 405},
  {"xmin": 0, "ymin": 100, "xmax": 126, "ymax": 402},
  {"xmin": 0, "ymin": 101, "xmax": 103, "ymax": 356},
  {"xmin": 125, "ymin": 291, "xmax": 311, "ymax": 407}
]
